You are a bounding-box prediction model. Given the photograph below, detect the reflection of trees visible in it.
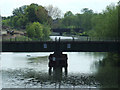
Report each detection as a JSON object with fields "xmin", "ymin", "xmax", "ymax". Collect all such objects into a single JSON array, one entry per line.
[{"xmin": 95, "ymin": 53, "xmax": 120, "ymax": 89}]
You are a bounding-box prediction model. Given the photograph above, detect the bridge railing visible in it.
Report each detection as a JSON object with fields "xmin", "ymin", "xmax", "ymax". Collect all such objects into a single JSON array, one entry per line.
[
  {"xmin": 58, "ymin": 37, "xmax": 120, "ymax": 42},
  {"xmin": 2, "ymin": 36, "xmax": 120, "ymax": 42}
]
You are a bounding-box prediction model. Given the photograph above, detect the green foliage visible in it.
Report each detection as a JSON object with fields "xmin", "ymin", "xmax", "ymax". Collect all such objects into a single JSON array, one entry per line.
[
  {"xmin": 24, "ymin": 3, "xmax": 52, "ymax": 24},
  {"xmin": 13, "ymin": 5, "xmax": 27, "ymax": 16},
  {"xmin": 10, "ymin": 5, "xmax": 28, "ymax": 29},
  {"xmin": 35, "ymin": 6, "xmax": 52, "ymax": 24},
  {"xmin": 53, "ymin": 4, "xmax": 119, "ymax": 38},
  {"xmin": 3, "ymin": 36, "xmax": 32, "ymax": 41},
  {"xmin": 70, "ymin": 29, "xmax": 76, "ymax": 35},
  {"xmin": 59, "ymin": 10, "xmax": 93, "ymax": 32},
  {"xmin": 15, "ymin": 36, "xmax": 32, "ymax": 41},
  {"xmin": 26, "ymin": 22, "xmax": 43, "ymax": 39},
  {"xmin": 2, "ymin": 19, "xmax": 10, "ymax": 26},
  {"xmin": 2, "ymin": 2, "xmax": 119, "ymax": 38},
  {"xmin": 62, "ymin": 15, "xmax": 76, "ymax": 27},
  {"xmin": 43, "ymin": 25, "xmax": 51, "ymax": 39},
  {"xmin": 74, "ymin": 14, "xmax": 82, "ymax": 28},
  {"xmin": 2, "ymin": 3, "xmax": 52, "ymax": 30},
  {"xmin": 80, "ymin": 13, "xmax": 93, "ymax": 31},
  {"xmin": 25, "ymin": 3, "xmax": 39, "ymax": 22},
  {"xmin": 77, "ymin": 32, "xmax": 87, "ymax": 36},
  {"xmin": 95, "ymin": 53, "xmax": 120, "ymax": 88},
  {"xmin": 51, "ymin": 18, "xmax": 63, "ymax": 29},
  {"xmin": 99, "ymin": 53, "xmax": 120, "ymax": 67},
  {"xmin": 11, "ymin": 16, "xmax": 19, "ymax": 28},
  {"xmin": 2, "ymin": 3, "xmax": 52, "ymax": 41},
  {"xmin": 26, "ymin": 22, "xmax": 51, "ymax": 40},
  {"xmin": 64, "ymin": 11, "xmax": 73, "ymax": 17},
  {"xmin": 89, "ymin": 4, "xmax": 119, "ymax": 38},
  {"xmin": 81, "ymin": 8, "xmax": 93, "ymax": 14}
]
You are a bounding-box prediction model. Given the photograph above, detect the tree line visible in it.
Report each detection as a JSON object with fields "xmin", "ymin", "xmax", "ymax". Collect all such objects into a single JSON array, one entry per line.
[
  {"xmin": 2, "ymin": 2, "xmax": 120, "ymax": 39},
  {"xmin": 2, "ymin": 3, "xmax": 62, "ymax": 40},
  {"xmin": 53, "ymin": 2, "xmax": 119, "ymax": 38}
]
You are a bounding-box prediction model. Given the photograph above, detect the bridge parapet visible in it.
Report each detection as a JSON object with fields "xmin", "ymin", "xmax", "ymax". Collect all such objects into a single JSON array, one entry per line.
[
  {"xmin": 2, "ymin": 36, "xmax": 120, "ymax": 42},
  {"xmin": 2, "ymin": 40, "xmax": 120, "ymax": 52}
]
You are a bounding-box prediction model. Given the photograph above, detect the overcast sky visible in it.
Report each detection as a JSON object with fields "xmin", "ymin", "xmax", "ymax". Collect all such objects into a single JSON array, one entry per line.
[{"xmin": 0, "ymin": 0, "xmax": 118, "ymax": 17}]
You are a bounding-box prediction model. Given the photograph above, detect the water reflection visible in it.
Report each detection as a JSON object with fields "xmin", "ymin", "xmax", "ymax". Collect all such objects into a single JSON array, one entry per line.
[
  {"xmin": 1, "ymin": 52, "xmax": 105, "ymax": 88},
  {"xmin": 94, "ymin": 53, "xmax": 119, "ymax": 88},
  {"xmin": 49, "ymin": 67, "xmax": 68, "ymax": 77},
  {"xmin": 2, "ymin": 69, "xmax": 98, "ymax": 88}
]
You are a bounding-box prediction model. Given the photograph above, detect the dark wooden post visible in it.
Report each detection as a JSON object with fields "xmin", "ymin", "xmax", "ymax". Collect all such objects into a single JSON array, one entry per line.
[
  {"xmin": 15, "ymin": 37, "xmax": 16, "ymax": 41},
  {"xmin": 72, "ymin": 37, "xmax": 74, "ymax": 42}
]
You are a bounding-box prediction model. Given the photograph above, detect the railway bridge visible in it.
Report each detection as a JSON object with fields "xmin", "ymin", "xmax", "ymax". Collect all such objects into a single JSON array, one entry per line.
[{"xmin": 2, "ymin": 38, "xmax": 120, "ymax": 75}]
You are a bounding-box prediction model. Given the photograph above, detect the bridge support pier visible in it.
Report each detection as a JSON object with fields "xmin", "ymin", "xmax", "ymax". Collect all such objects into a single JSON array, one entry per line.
[{"xmin": 48, "ymin": 52, "xmax": 68, "ymax": 76}]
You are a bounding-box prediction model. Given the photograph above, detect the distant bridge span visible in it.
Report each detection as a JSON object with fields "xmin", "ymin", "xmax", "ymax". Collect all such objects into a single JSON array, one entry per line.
[
  {"xmin": 52, "ymin": 28, "xmax": 84, "ymax": 35},
  {"xmin": 52, "ymin": 28, "xmax": 84, "ymax": 33},
  {"xmin": 2, "ymin": 41, "xmax": 120, "ymax": 52}
]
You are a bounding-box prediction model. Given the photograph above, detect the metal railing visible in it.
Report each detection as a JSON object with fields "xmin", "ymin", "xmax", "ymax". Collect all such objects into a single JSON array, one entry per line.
[{"xmin": 2, "ymin": 36, "xmax": 120, "ymax": 42}]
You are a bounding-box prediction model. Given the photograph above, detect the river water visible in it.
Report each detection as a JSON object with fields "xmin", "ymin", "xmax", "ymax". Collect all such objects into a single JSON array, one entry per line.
[{"xmin": 0, "ymin": 36, "xmax": 106, "ymax": 89}]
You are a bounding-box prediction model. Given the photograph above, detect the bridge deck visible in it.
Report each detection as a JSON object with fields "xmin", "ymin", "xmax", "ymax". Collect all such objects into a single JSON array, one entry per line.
[{"xmin": 2, "ymin": 41, "xmax": 120, "ymax": 52}]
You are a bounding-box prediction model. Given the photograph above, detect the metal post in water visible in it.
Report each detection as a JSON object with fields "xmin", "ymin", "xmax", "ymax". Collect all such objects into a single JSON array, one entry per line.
[
  {"xmin": 49, "ymin": 67, "xmax": 52, "ymax": 76},
  {"xmin": 55, "ymin": 37, "xmax": 57, "ymax": 42},
  {"xmin": 72, "ymin": 37, "xmax": 74, "ymax": 42},
  {"xmin": 59, "ymin": 37, "xmax": 60, "ymax": 42}
]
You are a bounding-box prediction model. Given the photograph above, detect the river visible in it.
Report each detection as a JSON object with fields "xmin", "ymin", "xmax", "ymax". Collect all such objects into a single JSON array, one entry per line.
[{"xmin": 0, "ymin": 36, "xmax": 106, "ymax": 89}]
